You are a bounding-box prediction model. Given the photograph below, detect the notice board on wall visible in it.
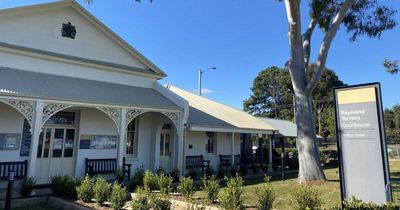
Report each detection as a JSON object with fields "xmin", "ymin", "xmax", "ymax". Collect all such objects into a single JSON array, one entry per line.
[
  {"xmin": 20, "ymin": 119, "xmax": 31, "ymax": 156},
  {"xmin": 334, "ymin": 83, "xmax": 390, "ymax": 203}
]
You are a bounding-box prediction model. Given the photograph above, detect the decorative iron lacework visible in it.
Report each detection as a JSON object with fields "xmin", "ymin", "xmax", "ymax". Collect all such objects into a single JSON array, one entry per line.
[
  {"xmin": 97, "ymin": 107, "xmax": 120, "ymax": 131},
  {"xmin": 162, "ymin": 111, "xmax": 180, "ymax": 131},
  {"xmin": 42, "ymin": 103, "xmax": 73, "ymax": 124},
  {"xmin": 126, "ymin": 109, "xmax": 146, "ymax": 127},
  {"xmin": 1, "ymin": 99, "xmax": 34, "ymax": 126}
]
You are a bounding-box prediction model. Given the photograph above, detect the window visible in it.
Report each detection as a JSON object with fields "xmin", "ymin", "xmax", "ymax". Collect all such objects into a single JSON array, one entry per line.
[
  {"xmin": 126, "ymin": 118, "xmax": 138, "ymax": 157},
  {"xmin": 46, "ymin": 111, "xmax": 76, "ymax": 125},
  {"xmin": 0, "ymin": 134, "xmax": 21, "ymax": 150},
  {"xmin": 205, "ymin": 132, "xmax": 216, "ymax": 154}
]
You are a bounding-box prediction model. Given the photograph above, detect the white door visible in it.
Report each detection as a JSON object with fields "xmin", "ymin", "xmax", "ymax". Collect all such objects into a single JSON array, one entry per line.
[
  {"xmin": 159, "ymin": 131, "xmax": 172, "ymax": 171},
  {"xmin": 36, "ymin": 127, "xmax": 77, "ymax": 184}
]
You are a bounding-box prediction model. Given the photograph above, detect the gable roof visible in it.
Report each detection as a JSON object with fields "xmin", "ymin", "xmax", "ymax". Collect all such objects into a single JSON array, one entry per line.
[
  {"xmin": 258, "ymin": 118, "xmax": 297, "ymax": 138},
  {"xmin": 166, "ymin": 85, "xmax": 277, "ymax": 134},
  {"xmin": 0, "ymin": 0, "xmax": 167, "ymax": 78}
]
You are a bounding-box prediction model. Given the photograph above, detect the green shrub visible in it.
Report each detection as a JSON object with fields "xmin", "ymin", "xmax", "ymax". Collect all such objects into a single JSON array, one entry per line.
[
  {"xmin": 115, "ymin": 167, "xmax": 125, "ymax": 183},
  {"xmin": 20, "ymin": 177, "xmax": 36, "ymax": 198},
  {"xmin": 143, "ymin": 171, "xmax": 159, "ymax": 191},
  {"xmin": 76, "ymin": 175, "xmax": 94, "ymax": 202},
  {"xmin": 240, "ymin": 164, "xmax": 248, "ymax": 176},
  {"xmin": 205, "ymin": 166, "xmax": 214, "ymax": 178},
  {"xmin": 110, "ymin": 183, "xmax": 127, "ymax": 210},
  {"xmin": 290, "ymin": 185, "xmax": 322, "ymax": 210},
  {"xmin": 151, "ymin": 193, "xmax": 171, "ymax": 210},
  {"xmin": 128, "ymin": 166, "xmax": 145, "ymax": 192},
  {"xmin": 94, "ymin": 176, "xmax": 111, "ymax": 205},
  {"xmin": 131, "ymin": 188, "xmax": 151, "ymax": 210},
  {"xmin": 66, "ymin": 176, "xmax": 81, "ymax": 199},
  {"xmin": 156, "ymin": 173, "xmax": 173, "ymax": 194},
  {"xmin": 256, "ymin": 176, "xmax": 275, "ymax": 210},
  {"xmin": 218, "ymin": 176, "xmax": 244, "ymax": 210},
  {"xmin": 217, "ymin": 165, "xmax": 225, "ymax": 178},
  {"xmin": 187, "ymin": 167, "xmax": 197, "ymax": 180},
  {"xmin": 170, "ymin": 168, "xmax": 180, "ymax": 182},
  {"xmin": 50, "ymin": 175, "xmax": 80, "ymax": 199},
  {"xmin": 177, "ymin": 176, "xmax": 195, "ymax": 200},
  {"xmin": 201, "ymin": 175, "xmax": 219, "ymax": 204}
]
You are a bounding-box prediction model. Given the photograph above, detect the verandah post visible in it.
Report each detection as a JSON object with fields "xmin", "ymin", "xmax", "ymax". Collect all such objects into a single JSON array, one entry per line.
[{"xmin": 27, "ymin": 101, "xmax": 44, "ymax": 177}]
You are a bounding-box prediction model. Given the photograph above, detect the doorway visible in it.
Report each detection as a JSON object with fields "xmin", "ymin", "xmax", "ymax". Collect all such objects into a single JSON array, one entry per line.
[
  {"xmin": 159, "ymin": 124, "xmax": 173, "ymax": 171},
  {"xmin": 35, "ymin": 127, "xmax": 77, "ymax": 184}
]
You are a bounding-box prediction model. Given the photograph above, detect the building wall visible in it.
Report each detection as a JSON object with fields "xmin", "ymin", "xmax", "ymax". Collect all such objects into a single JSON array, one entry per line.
[
  {"xmin": 0, "ymin": 6, "xmax": 159, "ymax": 88},
  {"xmin": 75, "ymin": 107, "xmax": 118, "ymax": 177},
  {"xmin": 185, "ymin": 131, "xmax": 241, "ymax": 169},
  {"xmin": 0, "ymin": 102, "xmax": 26, "ymax": 162},
  {"xmin": 0, "ymin": 7, "xmax": 146, "ymax": 69}
]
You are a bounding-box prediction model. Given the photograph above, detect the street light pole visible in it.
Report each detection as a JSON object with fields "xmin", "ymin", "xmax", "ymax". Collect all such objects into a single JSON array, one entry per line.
[
  {"xmin": 198, "ymin": 69, "xmax": 202, "ymax": 96},
  {"xmin": 198, "ymin": 67, "xmax": 216, "ymax": 96}
]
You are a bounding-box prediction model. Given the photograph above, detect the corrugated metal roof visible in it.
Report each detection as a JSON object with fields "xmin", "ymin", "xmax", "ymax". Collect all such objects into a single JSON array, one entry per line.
[
  {"xmin": 0, "ymin": 67, "xmax": 180, "ymax": 110},
  {"xmin": 167, "ymin": 85, "xmax": 277, "ymax": 133},
  {"xmin": 259, "ymin": 118, "xmax": 297, "ymax": 138}
]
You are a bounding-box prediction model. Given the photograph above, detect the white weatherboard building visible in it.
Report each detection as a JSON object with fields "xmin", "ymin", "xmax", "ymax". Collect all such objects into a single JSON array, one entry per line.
[{"xmin": 0, "ymin": 0, "xmax": 277, "ymax": 185}]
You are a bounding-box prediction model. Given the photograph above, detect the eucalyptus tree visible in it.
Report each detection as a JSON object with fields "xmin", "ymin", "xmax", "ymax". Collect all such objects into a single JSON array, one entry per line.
[{"xmin": 281, "ymin": 0, "xmax": 396, "ymax": 183}]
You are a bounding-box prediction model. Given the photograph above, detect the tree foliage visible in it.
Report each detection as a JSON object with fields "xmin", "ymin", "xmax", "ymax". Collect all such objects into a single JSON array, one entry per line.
[
  {"xmin": 384, "ymin": 105, "xmax": 400, "ymax": 141},
  {"xmin": 244, "ymin": 64, "xmax": 345, "ymax": 137},
  {"xmin": 384, "ymin": 59, "xmax": 399, "ymax": 75}
]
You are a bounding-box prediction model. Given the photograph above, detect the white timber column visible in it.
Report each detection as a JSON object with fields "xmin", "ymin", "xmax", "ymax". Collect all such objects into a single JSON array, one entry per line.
[
  {"xmin": 117, "ymin": 108, "xmax": 127, "ymax": 167},
  {"xmin": 231, "ymin": 132, "xmax": 235, "ymax": 167},
  {"xmin": 177, "ymin": 124, "xmax": 185, "ymax": 174},
  {"xmin": 268, "ymin": 133, "xmax": 275, "ymax": 172},
  {"xmin": 27, "ymin": 101, "xmax": 44, "ymax": 177}
]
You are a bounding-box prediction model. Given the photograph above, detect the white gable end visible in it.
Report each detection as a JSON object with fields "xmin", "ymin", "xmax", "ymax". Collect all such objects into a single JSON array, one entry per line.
[{"xmin": 0, "ymin": 2, "xmax": 155, "ymax": 74}]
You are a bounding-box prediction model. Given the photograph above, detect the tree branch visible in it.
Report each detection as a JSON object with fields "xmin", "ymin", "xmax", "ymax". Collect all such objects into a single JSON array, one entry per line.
[
  {"xmin": 284, "ymin": 0, "xmax": 307, "ymax": 92},
  {"xmin": 306, "ymin": 0, "xmax": 355, "ymax": 94},
  {"xmin": 303, "ymin": 18, "xmax": 317, "ymax": 70}
]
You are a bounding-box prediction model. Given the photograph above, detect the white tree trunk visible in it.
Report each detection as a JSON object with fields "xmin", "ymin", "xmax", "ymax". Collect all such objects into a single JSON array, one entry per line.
[{"xmin": 295, "ymin": 91, "xmax": 326, "ymax": 183}]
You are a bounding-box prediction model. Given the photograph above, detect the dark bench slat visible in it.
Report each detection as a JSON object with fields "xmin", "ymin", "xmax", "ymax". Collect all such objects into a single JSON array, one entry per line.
[
  {"xmin": 219, "ymin": 155, "xmax": 241, "ymax": 171},
  {"xmin": 0, "ymin": 160, "xmax": 28, "ymax": 180},
  {"xmin": 186, "ymin": 155, "xmax": 210, "ymax": 174}
]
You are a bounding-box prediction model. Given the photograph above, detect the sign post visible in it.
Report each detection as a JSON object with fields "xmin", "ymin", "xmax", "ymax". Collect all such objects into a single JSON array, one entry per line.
[
  {"xmin": 5, "ymin": 170, "xmax": 16, "ymax": 210},
  {"xmin": 334, "ymin": 83, "xmax": 390, "ymax": 203}
]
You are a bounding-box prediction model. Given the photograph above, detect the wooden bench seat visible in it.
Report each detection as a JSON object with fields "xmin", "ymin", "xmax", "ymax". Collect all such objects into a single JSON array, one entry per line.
[
  {"xmin": 186, "ymin": 155, "xmax": 210, "ymax": 173},
  {"xmin": 85, "ymin": 157, "xmax": 131, "ymax": 179},
  {"xmin": 0, "ymin": 160, "xmax": 28, "ymax": 180},
  {"xmin": 219, "ymin": 154, "xmax": 240, "ymax": 171}
]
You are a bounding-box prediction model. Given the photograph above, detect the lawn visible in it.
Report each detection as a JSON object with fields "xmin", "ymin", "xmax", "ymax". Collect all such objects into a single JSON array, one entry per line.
[
  {"xmin": 243, "ymin": 167, "xmax": 341, "ymax": 210},
  {"xmin": 194, "ymin": 167, "xmax": 341, "ymax": 210}
]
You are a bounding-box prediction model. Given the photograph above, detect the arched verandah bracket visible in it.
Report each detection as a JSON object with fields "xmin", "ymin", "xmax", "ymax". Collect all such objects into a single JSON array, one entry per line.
[
  {"xmin": 0, "ymin": 99, "xmax": 34, "ymax": 127},
  {"xmin": 41, "ymin": 103, "xmax": 120, "ymax": 132},
  {"xmin": 125, "ymin": 109, "xmax": 182, "ymax": 133}
]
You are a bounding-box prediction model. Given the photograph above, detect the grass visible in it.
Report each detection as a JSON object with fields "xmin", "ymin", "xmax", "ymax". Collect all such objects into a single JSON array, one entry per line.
[
  {"xmin": 243, "ymin": 167, "xmax": 341, "ymax": 210},
  {"xmin": 194, "ymin": 167, "xmax": 341, "ymax": 210}
]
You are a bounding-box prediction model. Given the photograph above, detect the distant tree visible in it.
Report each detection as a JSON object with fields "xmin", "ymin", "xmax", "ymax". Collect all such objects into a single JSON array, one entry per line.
[
  {"xmin": 384, "ymin": 105, "xmax": 400, "ymax": 141},
  {"xmin": 243, "ymin": 67, "xmax": 293, "ymax": 119}
]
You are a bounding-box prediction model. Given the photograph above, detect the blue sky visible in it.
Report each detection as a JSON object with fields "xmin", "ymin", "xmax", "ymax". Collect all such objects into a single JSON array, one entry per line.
[{"xmin": 1, "ymin": 0, "xmax": 399, "ymax": 109}]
